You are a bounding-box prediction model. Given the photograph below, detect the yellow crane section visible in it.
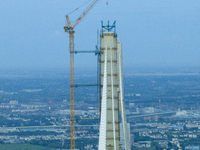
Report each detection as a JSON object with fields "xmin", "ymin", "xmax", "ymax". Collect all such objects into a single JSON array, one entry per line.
[{"xmin": 64, "ymin": 1, "xmax": 99, "ymax": 150}]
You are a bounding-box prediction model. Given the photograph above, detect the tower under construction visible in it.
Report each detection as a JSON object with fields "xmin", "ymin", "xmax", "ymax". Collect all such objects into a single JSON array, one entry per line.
[{"xmin": 98, "ymin": 22, "xmax": 131, "ymax": 150}]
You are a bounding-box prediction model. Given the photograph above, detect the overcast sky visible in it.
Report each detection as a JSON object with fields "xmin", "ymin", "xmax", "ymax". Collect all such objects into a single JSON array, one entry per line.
[{"xmin": 0, "ymin": 0, "xmax": 200, "ymax": 70}]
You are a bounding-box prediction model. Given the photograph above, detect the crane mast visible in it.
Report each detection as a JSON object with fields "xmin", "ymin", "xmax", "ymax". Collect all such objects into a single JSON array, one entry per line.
[
  {"xmin": 64, "ymin": 1, "xmax": 99, "ymax": 150},
  {"xmin": 69, "ymin": 32, "xmax": 75, "ymax": 150}
]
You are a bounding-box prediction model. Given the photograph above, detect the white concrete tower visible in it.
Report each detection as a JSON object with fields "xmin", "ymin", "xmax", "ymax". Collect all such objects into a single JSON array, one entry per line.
[{"xmin": 98, "ymin": 22, "xmax": 131, "ymax": 150}]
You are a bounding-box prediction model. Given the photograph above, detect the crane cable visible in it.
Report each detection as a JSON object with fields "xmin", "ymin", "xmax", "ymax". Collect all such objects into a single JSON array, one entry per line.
[{"xmin": 67, "ymin": 0, "xmax": 91, "ymax": 16}]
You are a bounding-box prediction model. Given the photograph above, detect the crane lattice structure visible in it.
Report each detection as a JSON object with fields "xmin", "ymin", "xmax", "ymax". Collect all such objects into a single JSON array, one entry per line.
[{"xmin": 64, "ymin": 1, "xmax": 99, "ymax": 149}]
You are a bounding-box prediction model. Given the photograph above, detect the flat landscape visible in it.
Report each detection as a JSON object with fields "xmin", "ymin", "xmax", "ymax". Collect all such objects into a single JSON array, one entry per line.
[
  {"xmin": 0, "ymin": 144, "xmax": 56, "ymax": 150},
  {"xmin": 1, "ymin": 67, "xmax": 200, "ymax": 149}
]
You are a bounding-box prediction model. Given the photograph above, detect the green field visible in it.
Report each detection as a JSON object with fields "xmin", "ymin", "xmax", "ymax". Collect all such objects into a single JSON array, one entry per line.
[{"xmin": 0, "ymin": 144, "xmax": 56, "ymax": 150}]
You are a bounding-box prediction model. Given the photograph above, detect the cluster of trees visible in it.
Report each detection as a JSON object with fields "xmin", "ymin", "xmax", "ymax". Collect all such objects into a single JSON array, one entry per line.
[
  {"xmin": 28, "ymin": 138, "xmax": 98, "ymax": 149},
  {"xmin": 0, "ymin": 131, "xmax": 62, "ymax": 136},
  {"xmin": 28, "ymin": 139, "xmax": 62, "ymax": 149},
  {"xmin": 0, "ymin": 115, "xmax": 54, "ymax": 128}
]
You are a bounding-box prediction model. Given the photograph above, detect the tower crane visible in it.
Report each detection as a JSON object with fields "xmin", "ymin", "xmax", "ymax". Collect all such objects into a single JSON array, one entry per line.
[{"xmin": 64, "ymin": 1, "xmax": 99, "ymax": 150}]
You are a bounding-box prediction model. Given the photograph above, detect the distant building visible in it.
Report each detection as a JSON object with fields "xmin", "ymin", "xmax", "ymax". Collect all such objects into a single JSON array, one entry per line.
[
  {"xmin": 133, "ymin": 141, "xmax": 151, "ymax": 148},
  {"xmin": 9, "ymin": 100, "xmax": 18, "ymax": 105},
  {"xmin": 142, "ymin": 107, "xmax": 154, "ymax": 114},
  {"xmin": 0, "ymin": 128, "xmax": 8, "ymax": 133},
  {"xmin": 176, "ymin": 110, "xmax": 187, "ymax": 116},
  {"xmin": 59, "ymin": 110, "xmax": 70, "ymax": 115},
  {"xmin": 185, "ymin": 146, "xmax": 199, "ymax": 150}
]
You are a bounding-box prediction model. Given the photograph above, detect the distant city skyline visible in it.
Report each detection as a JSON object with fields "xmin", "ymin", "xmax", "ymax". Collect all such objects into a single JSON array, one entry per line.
[{"xmin": 0, "ymin": 0, "xmax": 199, "ymax": 69}]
